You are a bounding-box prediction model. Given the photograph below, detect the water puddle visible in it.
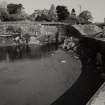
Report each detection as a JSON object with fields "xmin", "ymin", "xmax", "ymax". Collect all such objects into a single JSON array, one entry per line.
[{"xmin": 0, "ymin": 43, "xmax": 58, "ymax": 62}]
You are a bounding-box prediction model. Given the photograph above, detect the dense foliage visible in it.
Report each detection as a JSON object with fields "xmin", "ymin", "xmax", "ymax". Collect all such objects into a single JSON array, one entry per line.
[
  {"xmin": 78, "ymin": 10, "xmax": 93, "ymax": 24},
  {"xmin": 7, "ymin": 3, "xmax": 23, "ymax": 14},
  {"xmin": 0, "ymin": 2, "xmax": 93, "ymax": 23},
  {"xmin": 56, "ymin": 5, "xmax": 70, "ymax": 21}
]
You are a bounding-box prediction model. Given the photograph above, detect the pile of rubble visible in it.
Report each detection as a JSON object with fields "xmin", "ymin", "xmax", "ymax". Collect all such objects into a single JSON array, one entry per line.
[{"xmin": 62, "ymin": 36, "xmax": 79, "ymax": 51}]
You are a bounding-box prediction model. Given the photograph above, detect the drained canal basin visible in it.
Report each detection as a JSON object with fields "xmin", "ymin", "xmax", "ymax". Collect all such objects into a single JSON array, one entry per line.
[{"xmin": 0, "ymin": 43, "xmax": 103, "ymax": 105}]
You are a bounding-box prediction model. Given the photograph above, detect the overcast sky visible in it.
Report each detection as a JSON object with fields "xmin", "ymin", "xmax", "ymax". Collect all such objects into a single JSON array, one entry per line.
[{"xmin": 0, "ymin": 0, "xmax": 105, "ymax": 22}]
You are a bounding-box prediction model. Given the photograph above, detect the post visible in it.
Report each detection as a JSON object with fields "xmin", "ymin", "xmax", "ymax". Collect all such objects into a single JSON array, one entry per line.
[{"xmin": 55, "ymin": 31, "xmax": 59, "ymax": 49}]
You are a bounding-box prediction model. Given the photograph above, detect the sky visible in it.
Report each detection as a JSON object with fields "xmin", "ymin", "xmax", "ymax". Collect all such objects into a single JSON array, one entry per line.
[{"xmin": 0, "ymin": 0, "xmax": 105, "ymax": 22}]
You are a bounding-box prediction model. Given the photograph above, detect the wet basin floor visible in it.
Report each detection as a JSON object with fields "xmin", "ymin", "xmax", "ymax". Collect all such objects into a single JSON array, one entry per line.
[{"xmin": 0, "ymin": 48, "xmax": 81, "ymax": 105}]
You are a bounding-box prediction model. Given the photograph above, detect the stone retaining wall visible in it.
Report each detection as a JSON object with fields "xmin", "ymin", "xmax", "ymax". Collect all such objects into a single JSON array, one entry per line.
[
  {"xmin": 0, "ymin": 21, "xmax": 67, "ymax": 44},
  {"xmin": 0, "ymin": 21, "xmax": 66, "ymax": 37}
]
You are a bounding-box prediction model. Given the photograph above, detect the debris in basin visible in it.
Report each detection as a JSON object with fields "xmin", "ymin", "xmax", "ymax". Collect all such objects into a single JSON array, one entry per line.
[
  {"xmin": 62, "ymin": 36, "xmax": 79, "ymax": 51},
  {"xmin": 51, "ymin": 53, "xmax": 54, "ymax": 56},
  {"xmin": 62, "ymin": 37, "xmax": 75, "ymax": 50},
  {"xmin": 61, "ymin": 60, "xmax": 66, "ymax": 63},
  {"xmin": 29, "ymin": 37, "xmax": 41, "ymax": 45}
]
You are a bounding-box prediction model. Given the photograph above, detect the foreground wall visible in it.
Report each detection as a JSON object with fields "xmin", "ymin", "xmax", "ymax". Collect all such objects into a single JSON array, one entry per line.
[{"xmin": 87, "ymin": 82, "xmax": 105, "ymax": 105}]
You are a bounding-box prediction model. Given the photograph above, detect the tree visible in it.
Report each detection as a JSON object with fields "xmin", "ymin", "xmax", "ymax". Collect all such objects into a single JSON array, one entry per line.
[
  {"xmin": 7, "ymin": 3, "xmax": 23, "ymax": 14},
  {"xmin": 0, "ymin": 1, "xmax": 9, "ymax": 21},
  {"xmin": 78, "ymin": 10, "xmax": 93, "ymax": 24},
  {"xmin": 48, "ymin": 4, "xmax": 57, "ymax": 21},
  {"xmin": 71, "ymin": 8, "xmax": 76, "ymax": 17},
  {"xmin": 7, "ymin": 3, "xmax": 27, "ymax": 21},
  {"xmin": 35, "ymin": 14, "xmax": 49, "ymax": 21},
  {"xmin": 56, "ymin": 5, "xmax": 70, "ymax": 21},
  {"xmin": 64, "ymin": 8, "xmax": 78, "ymax": 24},
  {"xmin": 0, "ymin": 7, "xmax": 9, "ymax": 21}
]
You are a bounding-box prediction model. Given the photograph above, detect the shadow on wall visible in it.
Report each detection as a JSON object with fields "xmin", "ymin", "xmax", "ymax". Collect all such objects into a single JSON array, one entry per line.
[{"xmin": 51, "ymin": 36, "xmax": 104, "ymax": 105}]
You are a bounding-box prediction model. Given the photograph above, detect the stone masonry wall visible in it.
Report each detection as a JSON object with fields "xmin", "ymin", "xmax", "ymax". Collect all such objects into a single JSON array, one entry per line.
[{"xmin": 0, "ymin": 21, "xmax": 66, "ymax": 37}]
